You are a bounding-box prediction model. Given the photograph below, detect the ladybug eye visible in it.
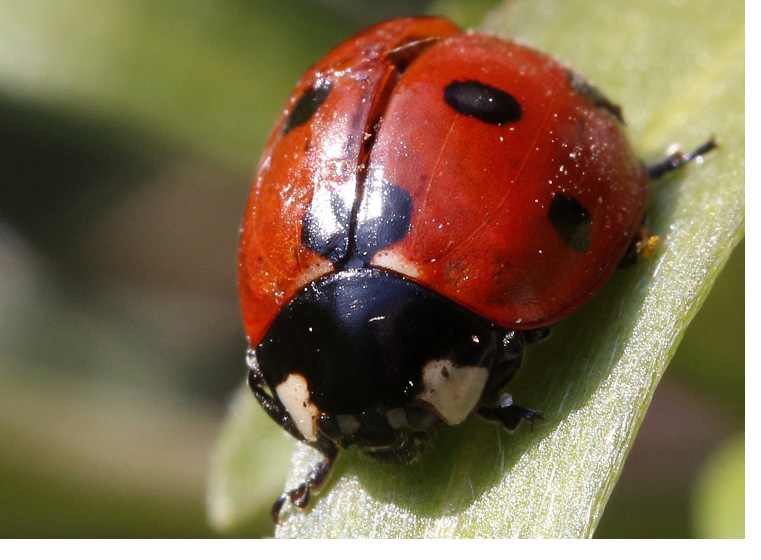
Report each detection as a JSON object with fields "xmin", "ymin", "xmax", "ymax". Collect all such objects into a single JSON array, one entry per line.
[
  {"xmin": 282, "ymin": 80, "xmax": 332, "ymax": 135},
  {"xmin": 444, "ymin": 80, "xmax": 522, "ymax": 124},
  {"xmin": 548, "ymin": 193, "xmax": 591, "ymax": 252}
]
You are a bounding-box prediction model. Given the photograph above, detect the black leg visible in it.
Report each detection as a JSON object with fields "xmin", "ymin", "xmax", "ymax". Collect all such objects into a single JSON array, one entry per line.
[
  {"xmin": 361, "ymin": 432, "xmax": 428, "ymax": 464},
  {"xmin": 478, "ymin": 394, "xmax": 543, "ymax": 432},
  {"xmin": 647, "ymin": 137, "xmax": 717, "ymax": 180},
  {"xmin": 481, "ymin": 330, "xmax": 526, "ymax": 400},
  {"xmin": 523, "ymin": 327, "xmax": 551, "ymax": 345},
  {"xmin": 619, "ymin": 139, "xmax": 715, "ymax": 269},
  {"xmin": 247, "ymin": 350, "xmax": 341, "ymax": 522},
  {"xmin": 271, "ymin": 436, "xmax": 338, "ymax": 522}
]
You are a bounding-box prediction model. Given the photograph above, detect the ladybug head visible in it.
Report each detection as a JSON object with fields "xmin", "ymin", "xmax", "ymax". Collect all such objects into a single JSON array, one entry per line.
[{"xmin": 253, "ymin": 267, "xmax": 525, "ymax": 449}]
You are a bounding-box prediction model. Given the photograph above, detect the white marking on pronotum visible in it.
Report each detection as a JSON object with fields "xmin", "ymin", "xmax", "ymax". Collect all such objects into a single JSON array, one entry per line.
[
  {"xmin": 275, "ymin": 373, "xmax": 319, "ymax": 441},
  {"xmin": 292, "ymin": 261, "xmax": 333, "ymax": 298},
  {"xmin": 371, "ymin": 249, "xmax": 421, "ymax": 278},
  {"xmin": 419, "ymin": 359, "xmax": 488, "ymax": 425}
]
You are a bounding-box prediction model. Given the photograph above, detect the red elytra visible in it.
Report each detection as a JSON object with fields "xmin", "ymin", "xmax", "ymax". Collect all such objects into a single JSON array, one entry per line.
[{"xmin": 238, "ymin": 16, "xmax": 650, "ymax": 348}]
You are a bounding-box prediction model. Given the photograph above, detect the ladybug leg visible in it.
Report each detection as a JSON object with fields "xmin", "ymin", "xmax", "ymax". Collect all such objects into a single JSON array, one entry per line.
[
  {"xmin": 522, "ymin": 327, "xmax": 550, "ymax": 345},
  {"xmin": 247, "ymin": 351, "xmax": 341, "ymax": 522},
  {"xmin": 478, "ymin": 393, "xmax": 543, "ymax": 432},
  {"xmin": 479, "ymin": 331, "xmax": 543, "ymax": 431},
  {"xmin": 647, "ymin": 137, "xmax": 717, "ymax": 180},
  {"xmin": 620, "ymin": 139, "xmax": 716, "ymax": 269},
  {"xmin": 271, "ymin": 436, "xmax": 338, "ymax": 522},
  {"xmin": 361, "ymin": 432, "xmax": 430, "ymax": 464}
]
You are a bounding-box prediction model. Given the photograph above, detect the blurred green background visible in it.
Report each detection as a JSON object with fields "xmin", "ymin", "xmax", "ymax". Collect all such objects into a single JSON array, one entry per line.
[{"xmin": 0, "ymin": 0, "xmax": 742, "ymax": 538}]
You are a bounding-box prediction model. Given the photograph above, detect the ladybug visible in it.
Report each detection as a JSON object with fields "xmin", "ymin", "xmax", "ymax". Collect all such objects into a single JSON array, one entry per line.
[{"xmin": 237, "ymin": 17, "xmax": 715, "ymax": 521}]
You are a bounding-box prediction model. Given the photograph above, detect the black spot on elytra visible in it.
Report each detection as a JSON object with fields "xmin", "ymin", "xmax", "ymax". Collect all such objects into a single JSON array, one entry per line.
[
  {"xmin": 548, "ymin": 193, "xmax": 591, "ymax": 252},
  {"xmin": 282, "ymin": 81, "xmax": 332, "ymax": 135},
  {"xmin": 354, "ymin": 180, "xmax": 413, "ymax": 263},
  {"xmin": 301, "ymin": 187, "xmax": 352, "ymax": 264},
  {"xmin": 444, "ymin": 80, "xmax": 522, "ymax": 124},
  {"xmin": 567, "ymin": 71, "xmax": 624, "ymax": 123}
]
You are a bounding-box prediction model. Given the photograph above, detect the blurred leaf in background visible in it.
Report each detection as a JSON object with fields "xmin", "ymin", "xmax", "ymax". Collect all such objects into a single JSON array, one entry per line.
[
  {"xmin": 0, "ymin": 0, "xmax": 428, "ymax": 537},
  {"xmin": 0, "ymin": 0, "xmax": 742, "ymax": 539},
  {"xmin": 692, "ymin": 432, "xmax": 744, "ymax": 539}
]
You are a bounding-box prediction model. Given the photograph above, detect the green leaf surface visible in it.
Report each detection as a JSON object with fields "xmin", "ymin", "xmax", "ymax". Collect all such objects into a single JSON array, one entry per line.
[
  {"xmin": 207, "ymin": 388, "xmax": 294, "ymax": 536},
  {"xmin": 208, "ymin": 0, "xmax": 743, "ymax": 538}
]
